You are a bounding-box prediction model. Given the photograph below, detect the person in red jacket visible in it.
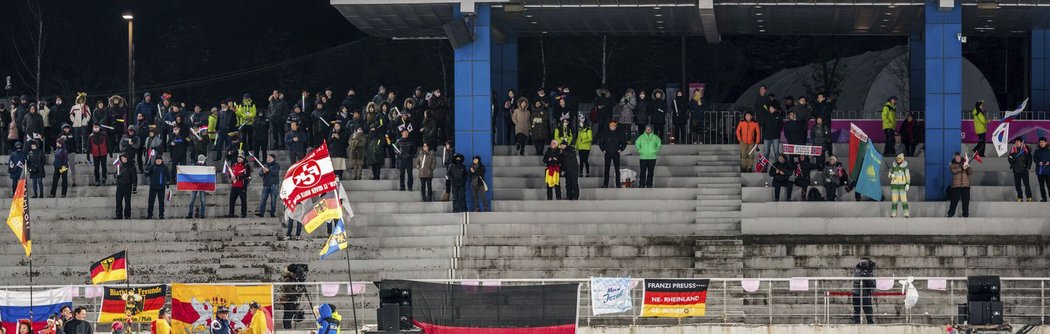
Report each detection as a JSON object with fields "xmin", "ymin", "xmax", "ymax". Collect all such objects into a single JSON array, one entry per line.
[
  {"xmin": 89, "ymin": 123, "xmax": 109, "ymax": 185},
  {"xmin": 226, "ymin": 154, "xmax": 252, "ymax": 218}
]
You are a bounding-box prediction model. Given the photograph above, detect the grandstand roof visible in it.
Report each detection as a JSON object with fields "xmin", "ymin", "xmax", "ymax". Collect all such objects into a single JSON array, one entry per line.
[{"xmin": 332, "ymin": 0, "xmax": 1050, "ymax": 41}]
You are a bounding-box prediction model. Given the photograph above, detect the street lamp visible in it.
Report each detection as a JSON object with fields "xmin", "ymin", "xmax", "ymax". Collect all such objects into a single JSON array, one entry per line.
[{"xmin": 123, "ymin": 12, "xmax": 134, "ymax": 106}]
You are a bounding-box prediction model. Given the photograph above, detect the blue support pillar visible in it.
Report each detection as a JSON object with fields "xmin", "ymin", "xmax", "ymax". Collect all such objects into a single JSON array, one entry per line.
[
  {"xmin": 453, "ymin": 4, "xmax": 494, "ymax": 208},
  {"xmin": 909, "ymin": 31, "xmax": 925, "ymax": 112},
  {"xmin": 924, "ymin": 0, "xmax": 963, "ymax": 201},
  {"xmin": 1034, "ymin": 30, "xmax": 1050, "ymax": 111}
]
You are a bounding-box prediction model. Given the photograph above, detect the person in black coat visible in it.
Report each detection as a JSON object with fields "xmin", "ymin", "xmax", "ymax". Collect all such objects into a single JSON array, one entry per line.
[
  {"xmin": 769, "ymin": 154, "xmax": 794, "ymax": 201},
  {"xmin": 598, "ymin": 121, "xmax": 627, "ymax": 188},
  {"xmin": 783, "ymin": 110, "xmax": 807, "ymax": 146},
  {"xmin": 115, "ymin": 154, "xmax": 136, "ymax": 219},
  {"xmin": 561, "ymin": 143, "xmax": 580, "ymax": 200},
  {"xmin": 144, "ymin": 156, "xmax": 170, "ymax": 219},
  {"xmin": 395, "ymin": 130, "xmax": 417, "ymax": 191},
  {"xmin": 671, "ymin": 90, "xmax": 689, "ymax": 144},
  {"xmin": 285, "ymin": 122, "xmax": 309, "ymax": 163},
  {"xmin": 634, "ymin": 91, "xmax": 650, "ymax": 133},
  {"xmin": 167, "ymin": 126, "xmax": 189, "ymax": 183},
  {"xmin": 448, "ymin": 154, "xmax": 468, "ymax": 213},
  {"xmin": 650, "ymin": 89, "xmax": 668, "ymax": 140},
  {"xmin": 760, "ymin": 105, "xmax": 785, "ymax": 157},
  {"xmin": 26, "ymin": 141, "xmax": 46, "ymax": 198},
  {"xmin": 794, "ymin": 155, "xmax": 819, "ymax": 200}
]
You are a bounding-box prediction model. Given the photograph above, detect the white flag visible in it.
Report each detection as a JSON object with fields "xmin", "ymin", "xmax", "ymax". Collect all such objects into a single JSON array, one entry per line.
[
  {"xmin": 992, "ymin": 122, "xmax": 1010, "ymax": 157},
  {"xmin": 590, "ymin": 277, "xmax": 633, "ymax": 315}
]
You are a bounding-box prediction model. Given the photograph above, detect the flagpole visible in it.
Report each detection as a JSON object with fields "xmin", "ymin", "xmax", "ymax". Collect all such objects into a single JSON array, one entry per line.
[
  {"xmin": 342, "ymin": 247, "xmax": 360, "ymax": 334},
  {"xmin": 125, "ymin": 248, "xmax": 134, "ymax": 332}
]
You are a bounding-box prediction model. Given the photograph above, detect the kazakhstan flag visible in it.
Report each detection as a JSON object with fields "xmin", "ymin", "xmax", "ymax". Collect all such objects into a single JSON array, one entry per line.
[
  {"xmin": 319, "ymin": 219, "xmax": 349, "ymax": 260},
  {"xmin": 855, "ymin": 142, "xmax": 884, "ymax": 201}
]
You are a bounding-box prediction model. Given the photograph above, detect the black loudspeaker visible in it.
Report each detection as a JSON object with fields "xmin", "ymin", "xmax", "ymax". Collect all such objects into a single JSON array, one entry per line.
[
  {"xmin": 377, "ymin": 303, "xmax": 400, "ymax": 331},
  {"xmin": 966, "ymin": 301, "xmax": 1004, "ymax": 325},
  {"xmin": 378, "ymin": 288, "xmax": 413, "ymax": 329},
  {"xmin": 967, "ymin": 276, "xmax": 1001, "ymax": 302},
  {"xmin": 399, "ymin": 305, "xmax": 413, "ymax": 329},
  {"xmin": 442, "ymin": 18, "xmax": 474, "ymax": 49}
]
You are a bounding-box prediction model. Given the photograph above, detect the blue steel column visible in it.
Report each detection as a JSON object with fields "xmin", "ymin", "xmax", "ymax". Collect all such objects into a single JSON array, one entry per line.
[
  {"xmin": 1034, "ymin": 30, "xmax": 1050, "ymax": 111},
  {"xmin": 924, "ymin": 0, "xmax": 963, "ymax": 201},
  {"xmin": 454, "ymin": 4, "xmax": 494, "ymax": 207}
]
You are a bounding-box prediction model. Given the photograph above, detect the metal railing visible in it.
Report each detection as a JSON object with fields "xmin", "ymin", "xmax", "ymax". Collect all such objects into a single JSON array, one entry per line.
[{"xmin": 5, "ymin": 277, "xmax": 1047, "ymax": 331}]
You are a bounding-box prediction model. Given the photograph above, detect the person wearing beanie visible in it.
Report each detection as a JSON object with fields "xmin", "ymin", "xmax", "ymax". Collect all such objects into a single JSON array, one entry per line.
[
  {"xmin": 226, "ymin": 154, "xmax": 252, "ymax": 218},
  {"xmin": 256, "ymin": 153, "xmax": 280, "ymax": 218},
  {"xmin": 947, "ymin": 152, "xmax": 972, "ymax": 217},
  {"xmin": 635, "ymin": 124, "xmax": 662, "ymax": 188},
  {"xmin": 823, "ymin": 155, "xmax": 847, "ymax": 202},
  {"xmin": 235, "ymin": 93, "xmax": 257, "ymax": 153},
  {"xmin": 69, "ymin": 92, "xmax": 92, "ymax": 154},
  {"xmin": 888, "ymin": 153, "xmax": 911, "ymax": 218},
  {"xmin": 185, "ymin": 154, "xmax": 209, "ymax": 219},
  {"xmin": 49, "ymin": 137, "xmax": 69, "ymax": 197},
  {"xmin": 598, "ymin": 121, "xmax": 626, "ymax": 188},
  {"xmin": 112, "ymin": 321, "xmax": 125, "ymax": 334},
  {"xmin": 144, "ymin": 155, "xmax": 170, "ymax": 219},
  {"xmin": 56, "ymin": 123, "xmax": 78, "ymax": 187},
  {"xmin": 1034, "ymin": 137, "xmax": 1050, "ymax": 201},
  {"xmin": 26, "ymin": 141, "xmax": 46, "ymax": 198},
  {"xmin": 543, "ymin": 140, "xmax": 563, "ymax": 200},
  {"xmin": 114, "ymin": 153, "xmax": 136, "ymax": 219},
  {"xmin": 1008, "ymin": 137, "xmax": 1034, "ymax": 201},
  {"xmin": 167, "ymin": 124, "xmax": 189, "ymax": 183},
  {"xmin": 448, "ymin": 153, "xmax": 468, "ymax": 212},
  {"xmin": 7, "ymin": 142, "xmax": 25, "ymax": 196}
]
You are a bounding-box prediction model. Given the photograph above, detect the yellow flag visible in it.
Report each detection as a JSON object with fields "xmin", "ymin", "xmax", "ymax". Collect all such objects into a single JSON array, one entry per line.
[{"xmin": 6, "ymin": 179, "xmax": 31, "ymax": 257}]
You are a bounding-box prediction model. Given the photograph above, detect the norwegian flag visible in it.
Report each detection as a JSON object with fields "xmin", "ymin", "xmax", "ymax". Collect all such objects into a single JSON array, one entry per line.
[
  {"xmin": 755, "ymin": 153, "xmax": 770, "ymax": 173},
  {"xmin": 794, "ymin": 162, "xmax": 802, "ymax": 177},
  {"xmin": 971, "ymin": 152, "xmax": 983, "ymax": 164}
]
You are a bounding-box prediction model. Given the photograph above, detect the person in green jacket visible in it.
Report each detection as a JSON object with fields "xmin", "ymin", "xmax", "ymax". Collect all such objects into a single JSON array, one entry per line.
[
  {"xmin": 881, "ymin": 96, "xmax": 898, "ymax": 157},
  {"xmin": 575, "ymin": 120, "xmax": 594, "ymax": 176},
  {"xmin": 235, "ymin": 93, "xmax": 257, "ymax": 152},
  {"xmin": 972, "ymin": 100, "xmax": 988, "ymax": 156},
  {"xmin": 635, "ymin": 124, "xmax": 662, "ymax": 188}
]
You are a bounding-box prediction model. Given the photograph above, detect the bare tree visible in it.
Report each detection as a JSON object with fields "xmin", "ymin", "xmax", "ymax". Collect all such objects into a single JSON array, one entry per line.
[
  {"xmin": 802, "ymin": 57, "xmax": 847, "ymax": 101},
  {"xmin": 9, "ymin": 0, "xmax": 45, "ymax": 99},
  {"xmin": 885, "ymin": 52, "xmax": 910, "ymax": 111}
]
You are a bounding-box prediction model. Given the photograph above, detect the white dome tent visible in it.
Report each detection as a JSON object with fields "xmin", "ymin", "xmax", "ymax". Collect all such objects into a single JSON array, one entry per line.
[{"xmin": 734, "ymin": 46, "xmax": 1000, "ymax": 116}]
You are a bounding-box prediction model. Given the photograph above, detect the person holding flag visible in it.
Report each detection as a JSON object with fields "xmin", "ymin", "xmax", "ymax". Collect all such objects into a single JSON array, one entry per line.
[
  {"xmin": 769, "ymin": 153, "xmax": 794, "ymax": 201},
  {"xmin": 7, "ymin": 142, "xmax": 25, "ymax": 196},
  {"xmin": 1034, "ymin": 137, "xmax": 1050, "ymax": 202},
  {"xmin": 947, "ymin": 152, "xmax": 972, "ymax": 217},
  {"xmin": 735, "ymin": 111, "xmax": 761, "ymax": 172},
  {"xmin": 226, "ymin": 154, "xmax": 252, "ymax": 218},
  {"xmin": 889, "ymin": 154, "xmax": 911, "ymax": 218}
]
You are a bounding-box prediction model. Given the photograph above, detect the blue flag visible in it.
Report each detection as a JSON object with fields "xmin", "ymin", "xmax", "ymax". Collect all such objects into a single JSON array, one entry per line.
[
  {"xmin": 855, "ymin": 141, "xmax": 883, "ymax": 201},
  {"xmin": 319, "ymin": 219, "xmax": 349, "ymax": 260}
]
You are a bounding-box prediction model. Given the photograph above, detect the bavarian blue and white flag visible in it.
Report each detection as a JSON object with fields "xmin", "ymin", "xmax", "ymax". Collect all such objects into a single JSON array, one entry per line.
[{"xmin": 590, "ymin": 277, "xmax": 633, "ymax": 315}]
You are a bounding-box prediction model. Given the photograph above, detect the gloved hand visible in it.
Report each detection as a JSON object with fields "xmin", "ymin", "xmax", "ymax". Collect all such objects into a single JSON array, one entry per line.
[{"xmin": 905, "ymin": 184, "xmax": 910, "ymax": 192}]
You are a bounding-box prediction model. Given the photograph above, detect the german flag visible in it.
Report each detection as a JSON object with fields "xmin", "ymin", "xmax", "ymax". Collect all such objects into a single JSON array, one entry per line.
[
  {"xmin": 98, "ymin": 285, "xmax": 167, "ymax": 323},
  {"xmin": 90, "ymin": 251, "xmax": 128, "ymax": 285}
]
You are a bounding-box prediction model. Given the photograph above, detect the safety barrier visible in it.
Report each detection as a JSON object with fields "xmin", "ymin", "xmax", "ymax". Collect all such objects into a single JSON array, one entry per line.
[{"xmin": 2, "ymin": 276, "xmax": 1045, "ymax": 331}]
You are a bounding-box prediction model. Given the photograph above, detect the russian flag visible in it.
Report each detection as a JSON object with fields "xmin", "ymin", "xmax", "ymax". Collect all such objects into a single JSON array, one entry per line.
[
  {"xmin": 0, "ymin": 287, "xmax": 73, "ymax": 333},
  {"xmin": 176, "ymin": 165, "xmax": 216, "ymax": 192}
]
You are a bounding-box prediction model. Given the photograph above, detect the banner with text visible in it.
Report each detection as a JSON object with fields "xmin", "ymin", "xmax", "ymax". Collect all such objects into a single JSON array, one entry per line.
[
  {"xmin": 641, "ymin": 279, "xmax": 709, "ymax": 318},
  {"xmin": 781, "ymin": 144, "xmax": 824, "ymax": 156}
]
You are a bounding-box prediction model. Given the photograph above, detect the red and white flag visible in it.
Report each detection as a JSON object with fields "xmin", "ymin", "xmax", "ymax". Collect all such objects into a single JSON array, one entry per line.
[
  {"xmin": 280, "ymin": 142, "xmax": 337, "ymax": 211},
  {"xmin": 755, "ymin": 153, "xmax": 770, "ymax": 173}
]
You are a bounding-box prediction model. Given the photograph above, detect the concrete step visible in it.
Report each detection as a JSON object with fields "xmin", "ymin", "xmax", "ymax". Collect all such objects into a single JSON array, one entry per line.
[
  {"xmin": 742, "ymin": 217, "xmax": 1050, "ymax": 235},
  {"xmin": 469, "ymin": 211, "xmax": 698, "ymax": 224},
  {"xmin": 492, "ymin": 155, "xmax": 714, "ymax": 167},
  {"xmin": 461, "ymin": 235, "xmax": 697, "ymax": 247},
  {"xmin": 491, "ymin": 199, "xmax": 698, "ymax": 212},
  {"xmin": 495, "ymin": 144, "xmax": 706, "ymax": 156},
  {"xmin": 696, "ymin": 211, "xmax": 742, "ymax": 218},
  {"xmin": 493, "ymin": 166, "xmax": 699, "ymax": 177},
  {"xmin": 466, "ymin": 223, "xmax": 700, "ymax": 236},
  {"xmin": 454, "ymin": 268, "xmax": 695, "ymax": 279},
  {"xmin": 459, "ymin": 245, "xmax": 694, "ymax": 258},
  {"xmin": 457, "ymin": 257, "xmax": 696, "ymax": 270},
  {"xmin": 493, "ymin": 176, "xmax": 699, "ymax": 189},
  {"xmin": 741, "ymin": 202, "xmax": 1050, "ymax": 219},
  {"xmin": 700, "ymin": 187, "xmax": 742, "ymax": 195},
  {"xmin": 493, "ymin": 188, "xmax": 698, "ymax": 200},
  {"xmin": 745, "ymin": 184, "xmax": 1045, "ymax": 203}
]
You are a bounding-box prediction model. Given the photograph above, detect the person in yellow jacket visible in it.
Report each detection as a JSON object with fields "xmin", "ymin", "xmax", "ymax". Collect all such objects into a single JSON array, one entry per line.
[
  {"xmin": 234, "ymin": 93, "xmax": 257, "ymax": 152},
  {"xmin": 152, "ymin": 308, "xmax": 172, "ymax": 334},
  {"xmin": 575, "ymin": 121, "xmax": 593, "ymax": 176},
  {"xmin": 972, "ymin": 100, "xmax": 988, "ymax": 156},
  {"xmin": 553, "ymin": 119, "xmax": 573, "ymax": 145},
  {"xmin": 242, "ymin": 302, "xmax": 270, "ymax": 334},
  {"xmin": 881, "ymin": 96, "xmax": 898, "ymax": 157}
]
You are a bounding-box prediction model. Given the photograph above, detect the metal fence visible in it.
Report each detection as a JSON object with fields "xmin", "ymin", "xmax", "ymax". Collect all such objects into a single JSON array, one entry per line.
[{"xmin": 5, "ymin": 277, "xmax": 1047, "ymax": 331}]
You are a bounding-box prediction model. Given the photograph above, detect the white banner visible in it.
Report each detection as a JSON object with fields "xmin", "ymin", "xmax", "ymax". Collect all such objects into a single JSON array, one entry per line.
[{"xmin": 590, "ymin": 277, "xmax": 633, "ymax": 315}]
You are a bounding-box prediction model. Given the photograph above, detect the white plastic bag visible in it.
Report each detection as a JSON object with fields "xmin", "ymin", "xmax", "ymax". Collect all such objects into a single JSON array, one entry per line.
[{"xmin": 899, "ymin": 277, "xmax": 919, "ymax": 310}]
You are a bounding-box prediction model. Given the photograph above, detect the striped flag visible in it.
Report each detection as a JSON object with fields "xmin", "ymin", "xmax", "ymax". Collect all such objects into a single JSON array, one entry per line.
[
  {"xmin": 176, "ymin": 165, "xmax": 216, "ymax": 192},
  {"xmin": 6, "ymin": 178, "xmax": 30, "ymax": 257},
  {"xmin": 755, "ymin": 153, "xmax": 770, "ymax": 173},
  {"xmin": 89, "ymin": 251, "xmax": 128, "ymax": 284}
]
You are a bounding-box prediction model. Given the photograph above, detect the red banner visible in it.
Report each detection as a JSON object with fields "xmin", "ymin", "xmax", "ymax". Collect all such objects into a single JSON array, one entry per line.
[{"xmin": 280, "ymin": 143, "xmax": 337, "ymax": 211}]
